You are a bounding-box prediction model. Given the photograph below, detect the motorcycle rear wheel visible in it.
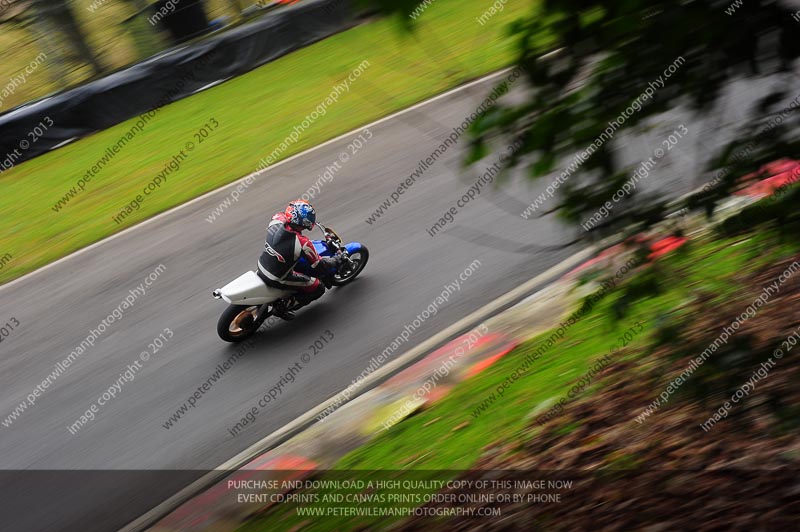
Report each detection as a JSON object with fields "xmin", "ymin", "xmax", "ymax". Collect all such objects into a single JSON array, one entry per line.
[{"xmin": 217, "ymin": 304, "xmax": 260, "ymax": 343}]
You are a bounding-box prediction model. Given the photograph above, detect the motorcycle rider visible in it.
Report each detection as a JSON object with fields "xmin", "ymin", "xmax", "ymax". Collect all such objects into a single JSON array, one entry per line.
[{"xmin": 258, "ymin": 200, "xmax": 340, "ymax": 321}]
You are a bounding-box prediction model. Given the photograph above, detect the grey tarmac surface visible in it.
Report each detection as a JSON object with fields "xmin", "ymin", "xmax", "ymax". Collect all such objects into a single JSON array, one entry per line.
[{"xmin": 0, "ymin": 70, "xmax": 782, "ymax": 531}]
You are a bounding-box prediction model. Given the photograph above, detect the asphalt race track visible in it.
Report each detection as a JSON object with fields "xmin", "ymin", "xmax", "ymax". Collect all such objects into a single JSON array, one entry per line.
[{"xmin": 0, "ymin": 72, "xmax": 772, "ymax": 531}]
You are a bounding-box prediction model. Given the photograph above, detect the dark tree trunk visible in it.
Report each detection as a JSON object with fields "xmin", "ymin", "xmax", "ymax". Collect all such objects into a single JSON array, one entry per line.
[
  {"xmin": 121, "ymin": 0, "xmax": 165, "ymax": 60},
  {"xmin": 33, "ymin": 0, "xmax": 106, "ymax": 75}
]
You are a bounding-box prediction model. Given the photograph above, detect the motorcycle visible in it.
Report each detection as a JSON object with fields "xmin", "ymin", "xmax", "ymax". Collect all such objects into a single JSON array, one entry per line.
[{"xmin": 212, "ymin": 223, "xmax": 368, "ymax": 342}]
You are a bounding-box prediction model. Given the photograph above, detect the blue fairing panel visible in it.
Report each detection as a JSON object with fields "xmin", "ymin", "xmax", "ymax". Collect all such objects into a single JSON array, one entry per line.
[
  {"xmin": 313, "ymin": 240, "xmax": 329, "ymax": 256},
  {"xmin": 296, "ymin": 241, "xmax": 364, "ymax": 277},
  {"xmin": 345, "ymin": 242, "xmax": 365, "ymax": 254}
]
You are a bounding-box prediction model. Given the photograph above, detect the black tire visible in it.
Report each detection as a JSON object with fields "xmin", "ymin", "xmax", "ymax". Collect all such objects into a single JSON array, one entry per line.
[
  {"xmin": 217, "ymin": 304, "xmax": 260, "ymax": 343},
  {"xmin": 332, "ymin": 246, "xmax": 369, "ymax": 286}
]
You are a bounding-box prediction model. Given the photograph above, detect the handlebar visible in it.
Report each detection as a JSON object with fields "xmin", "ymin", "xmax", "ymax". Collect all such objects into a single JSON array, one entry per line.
[{"xmin": 317, "ymin": 222, "xmax": 346, "ymax": 251}]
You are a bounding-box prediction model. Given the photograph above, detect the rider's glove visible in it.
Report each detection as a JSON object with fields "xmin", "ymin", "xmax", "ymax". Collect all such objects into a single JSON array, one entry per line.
[
  {"xmin": 320, "ymin": 255, "xmax": 340, "ymax": 268},
  {"xmin": 315, "ymin": 256, "xmax": 337, "ymax": 288}
]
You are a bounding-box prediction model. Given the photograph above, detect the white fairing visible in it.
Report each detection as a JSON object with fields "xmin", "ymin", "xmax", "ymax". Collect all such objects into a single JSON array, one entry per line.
[{"xmin": 218, "ymin": 271, "xmax": 290, "ymax": 305}]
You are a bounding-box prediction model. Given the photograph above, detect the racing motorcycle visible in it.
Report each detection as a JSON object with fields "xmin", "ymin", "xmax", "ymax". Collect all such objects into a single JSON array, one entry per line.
[{"xmin": 213, "ymin": 223, "xmax": 368, "ymax": 342}]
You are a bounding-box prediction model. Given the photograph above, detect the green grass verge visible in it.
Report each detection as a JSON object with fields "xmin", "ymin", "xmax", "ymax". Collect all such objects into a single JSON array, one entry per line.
[
  {"xmin": 238, "ymin": 228, "xmax": 798, "ymax": 532},
  {"xmin": 0, "ymin": 0, "xmax": 534, "ymax": 284}
]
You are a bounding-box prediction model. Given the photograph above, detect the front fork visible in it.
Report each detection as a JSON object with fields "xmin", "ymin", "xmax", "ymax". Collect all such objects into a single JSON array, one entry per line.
[
  {"xmin": 327, "ymin": 240, "xmax": 354, "ymax": 274},
  {"xmin": 339, "ymin": 250, "xmax": 355, "ymax": 274},
  {"xmin": 325, "ymin": 240, "xmax": 354, "ymax": 275}
]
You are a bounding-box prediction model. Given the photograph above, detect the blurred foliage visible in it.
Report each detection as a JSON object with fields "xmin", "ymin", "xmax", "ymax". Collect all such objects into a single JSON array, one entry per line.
[
  {"xmin": 718, "ymin": 182, "xmax": 800, "ymax": 242},
  {"xmin": 611, "ymin": 263, "xmax": 662, "ymax": 322},
  {"xmin": 368, "ymin": 0, "xmax": 800, "ymax": 239},
  {"xmin": 241, "ymin": 223, "xmax": 800, "ymax": 531}
]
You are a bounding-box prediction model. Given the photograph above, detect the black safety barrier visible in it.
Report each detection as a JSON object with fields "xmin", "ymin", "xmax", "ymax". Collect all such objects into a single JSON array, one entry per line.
[{"xmin": 0, "ymin": 0, "xmax": 355, "ymax": 169}]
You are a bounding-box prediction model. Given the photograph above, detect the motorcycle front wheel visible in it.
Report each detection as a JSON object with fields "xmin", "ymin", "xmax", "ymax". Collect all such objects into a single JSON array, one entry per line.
[{"xmin": 332, "ymin": 247, "xmax": 369, "ymax": 286}]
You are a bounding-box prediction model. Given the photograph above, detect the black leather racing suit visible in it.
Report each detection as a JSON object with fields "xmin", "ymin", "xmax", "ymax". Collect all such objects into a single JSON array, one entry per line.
[{"xmin": 257, "ymin": 213, "xmax": 336, "ymax": 307}]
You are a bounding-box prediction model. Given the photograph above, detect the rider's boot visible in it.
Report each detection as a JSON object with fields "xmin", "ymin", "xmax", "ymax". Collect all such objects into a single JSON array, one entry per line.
[
  {"xmin": 272, "ymin": 299, "xmax": 296, "ymax": 321},
  {"xmin": 287, "ymin": 284, "xmax": 326, "ymax": 316}
]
